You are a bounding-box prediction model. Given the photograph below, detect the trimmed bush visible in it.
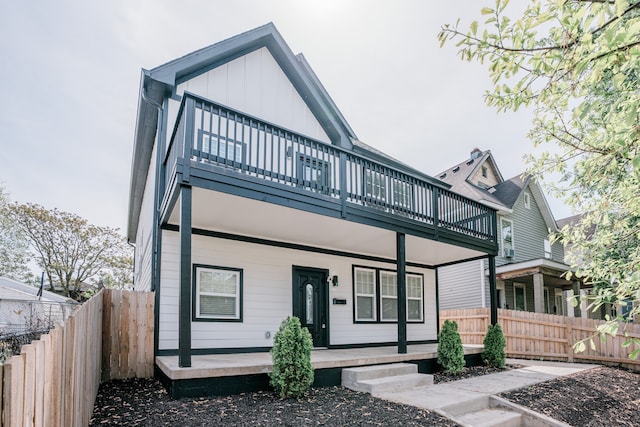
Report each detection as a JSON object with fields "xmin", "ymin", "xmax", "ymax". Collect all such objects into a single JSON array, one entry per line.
[
  {"xmin": 269, "ymin": 316, "xmax": 314, "ymax": 398},
  {"xmin": 438, "ymin": 320, "xmax": 465, "ymax": 374},
  {"xmin": 483, "ymin": 323, "xmax": 506, "ymax": 368}
]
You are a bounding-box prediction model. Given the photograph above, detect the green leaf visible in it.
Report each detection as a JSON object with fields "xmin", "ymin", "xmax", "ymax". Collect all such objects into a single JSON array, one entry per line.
[
  {"xmin": 630, "ymin": 348, "xmax": 640, "ymax": 360},
  {"xmin": 481, "ymin": 7, "xmax": 494, "ymax": 15},
  {"xmin": 471, "ymin": 20, "xmax": 478, "ymax": 35}
]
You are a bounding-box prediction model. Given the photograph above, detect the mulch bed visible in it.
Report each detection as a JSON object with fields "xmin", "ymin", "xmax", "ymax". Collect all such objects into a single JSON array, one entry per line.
[
  {"xmin": 90, "ymin": 380, "xmax": 456, "ymax": 426},
  {"xmin": 500, "ymin": 366, "xmax": 640, "ymax": 427},
  {"xmin": 90, "ymin": 364, "xmax": 640, "ymax": 426}
]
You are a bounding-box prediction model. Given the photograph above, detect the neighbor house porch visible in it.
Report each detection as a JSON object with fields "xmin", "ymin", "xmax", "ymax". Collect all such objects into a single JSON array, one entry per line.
[{"xmin": 155, "ymin": 344, "xmax": 484, "ymax": 397}]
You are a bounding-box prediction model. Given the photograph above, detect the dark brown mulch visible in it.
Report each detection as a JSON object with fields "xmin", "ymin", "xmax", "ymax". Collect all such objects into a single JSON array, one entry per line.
[
  {"xmin": 500, "ymin": 366, "xmax": 640, "ymax": 427},
  {"xmin": 433, "ymin": 363, "xmax": 524, "ymax": 384},
  {"xmin": 89, "ymin": 380, "xmax": 457, "ymax": 426}
]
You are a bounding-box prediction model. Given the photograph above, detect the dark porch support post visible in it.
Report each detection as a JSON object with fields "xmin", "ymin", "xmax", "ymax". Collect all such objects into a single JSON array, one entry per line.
[
  {"xmin": 488, "ymin": 255, "xmax": 498, "ymax": 325},
  {"xmin": 573, "ymin": 281, "xmax": 582, "ymax": 318},
  {"xmin": 178, "ymin": 185, "xmax": 192, "ymax": 367},
  {"xmin": 396, "ymin": 232, "xmax": 407, "ymax": 354}
]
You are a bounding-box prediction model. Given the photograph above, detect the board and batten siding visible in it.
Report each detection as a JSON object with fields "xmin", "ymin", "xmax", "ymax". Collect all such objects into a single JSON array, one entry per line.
[
  {"xmin": 133, "ymin": 143, "xmax": 157, "ymax": 292},
  {"xmin": 165, "ymin": 47, "xmax": 330, "ymax": 148},
  {"xmin": 436, "ymin": 260, "xmax": 485, "ymax": 310},
  {"xmin": 158, "ymin": 232, "xmax": 437, "ymax": 351}
]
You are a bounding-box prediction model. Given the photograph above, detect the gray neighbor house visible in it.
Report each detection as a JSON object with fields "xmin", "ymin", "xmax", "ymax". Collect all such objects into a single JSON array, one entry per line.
[{"xmin": 437, "ymin": 149, "xmax": 580, "ymax": 316}]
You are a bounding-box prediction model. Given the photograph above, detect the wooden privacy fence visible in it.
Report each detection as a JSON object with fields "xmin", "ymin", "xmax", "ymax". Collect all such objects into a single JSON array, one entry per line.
[
  {"xmin": 0, "ymin": 289, "xmax": 154, "ymax": 427},
  {"xmin": 441, "ymin": 308, "xmax": 640, "ymax": 372}
]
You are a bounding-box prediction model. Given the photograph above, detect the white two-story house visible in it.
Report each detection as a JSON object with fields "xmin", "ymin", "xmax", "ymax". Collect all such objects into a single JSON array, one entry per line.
[{"xmin": 127, "ymin": 24, "xmax": 499, "ymax": 395}]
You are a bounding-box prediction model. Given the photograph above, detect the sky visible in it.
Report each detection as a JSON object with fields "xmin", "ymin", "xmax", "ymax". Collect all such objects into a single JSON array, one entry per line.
[{"xmin": 0, "ymin": 1, "xmax": 573, "ymax": 234}]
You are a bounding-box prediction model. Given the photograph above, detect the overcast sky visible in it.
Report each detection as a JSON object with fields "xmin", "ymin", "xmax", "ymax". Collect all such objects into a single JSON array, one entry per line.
[{"xmin": 0, "ymin": 1, "xmax": 572, "ymax": 234}]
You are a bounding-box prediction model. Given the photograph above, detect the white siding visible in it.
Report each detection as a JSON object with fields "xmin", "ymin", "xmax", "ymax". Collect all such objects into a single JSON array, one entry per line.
[
  {"xmin": 169, "ymin": 47, "xmax": 330, "ymax": 144},
  {"xmin": 133, "ymin": 143, "xmax": 156, "ymax": 292},
  {"xmin": 158, "ymin": 232, "xmax": 437, "ymax": 351},
  {"xmin": 437, "ymin": 260, "xmax": 484, "ymax": 309}
]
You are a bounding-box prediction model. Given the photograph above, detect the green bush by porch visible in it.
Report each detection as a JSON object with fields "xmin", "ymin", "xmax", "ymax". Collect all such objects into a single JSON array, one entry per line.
[
  {"xmin": 269, "ymin": 316, "xmax": 314, "ymax": 398},
  {"xmin": 438, "ymin": 320, "xmax": 465, "ymax": 374},
  {"xmin": 482, "ymin": 323, "xmax": 506, "ymax": 368}
]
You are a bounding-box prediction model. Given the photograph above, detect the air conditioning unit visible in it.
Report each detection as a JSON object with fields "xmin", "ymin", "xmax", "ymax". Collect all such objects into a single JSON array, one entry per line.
[{"xmin": 504, "ymin": 249, "xmax": 515, "ymax": 258}]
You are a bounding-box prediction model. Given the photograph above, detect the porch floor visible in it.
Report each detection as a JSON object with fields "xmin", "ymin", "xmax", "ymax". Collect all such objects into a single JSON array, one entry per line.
[{"xmin": 156, "ymin": 344, "xmax": 484, "ymax": 380}]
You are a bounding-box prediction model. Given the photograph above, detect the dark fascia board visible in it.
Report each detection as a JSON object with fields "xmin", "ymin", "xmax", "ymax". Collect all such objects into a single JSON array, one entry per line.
[{"xmin": 127, "ymin": 71, "xmax": 167, "ymax": 242}]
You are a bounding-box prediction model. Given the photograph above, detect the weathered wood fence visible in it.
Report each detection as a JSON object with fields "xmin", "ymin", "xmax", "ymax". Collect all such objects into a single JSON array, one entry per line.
[
  {"xmin": 441, "ymin": 308, "xmax": 640, "ymax": 371},
  {"xmin": 0, "ymin": 289, "xmax": 154, "ymax": 426}
]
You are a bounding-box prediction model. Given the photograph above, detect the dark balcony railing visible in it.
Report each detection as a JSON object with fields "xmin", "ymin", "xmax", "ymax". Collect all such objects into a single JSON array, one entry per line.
[{"xmin": 164, "ymin": 93, "xmax": 496, "ymax": 242}]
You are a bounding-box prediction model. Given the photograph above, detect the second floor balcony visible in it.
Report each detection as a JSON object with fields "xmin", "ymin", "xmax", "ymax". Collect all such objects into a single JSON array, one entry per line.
[{"xmin": 162, "ymin": 93, "xmax": 498, "ymax": 254}]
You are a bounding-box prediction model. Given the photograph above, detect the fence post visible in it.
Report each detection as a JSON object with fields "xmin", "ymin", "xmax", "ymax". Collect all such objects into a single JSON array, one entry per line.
[{"xmin": 565, "ymin": 317, "xmax": 574, "ymax": 363}]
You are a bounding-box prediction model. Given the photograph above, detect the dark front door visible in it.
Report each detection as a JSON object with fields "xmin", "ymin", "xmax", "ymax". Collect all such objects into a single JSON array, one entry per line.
[{"xmin": 292, "ymin": 267, "xmax": 328, "ymax": 347}]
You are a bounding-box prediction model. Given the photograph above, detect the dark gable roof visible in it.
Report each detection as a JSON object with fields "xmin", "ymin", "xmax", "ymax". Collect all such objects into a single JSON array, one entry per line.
[{"xmin": 491, "ymin": 174, "xmax": 530, "ymax": 210}]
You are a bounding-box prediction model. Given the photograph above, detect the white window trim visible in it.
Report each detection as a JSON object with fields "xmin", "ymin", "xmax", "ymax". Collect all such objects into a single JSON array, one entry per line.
[
  {"xmin": 544, "ymin": 239, "xmax": 552, "ymax": 259},
  {"xmin": 194, "ymin": 265, "xmax": 242, "ymax": 321},
  {"xmin": 501, "ymin": 217, "xmax": 515, "ymax": 258},
  {"xmin": 514, "ymin": 283, "xmax": 527, "ymax": 311},
  {"xmin": 406, "ymin": 274, "xmax": 424, "ymax": 322},
  {"xmin": 380, "ymin": 271, "xmax": 398, "ymax": 322},
  {"xmin": 354, "ymin": 267, "xmax": 377, "ymax": 321},
  {"xmin": 523, "ymin": 192, "xmax": 531, "ymax": 209}
]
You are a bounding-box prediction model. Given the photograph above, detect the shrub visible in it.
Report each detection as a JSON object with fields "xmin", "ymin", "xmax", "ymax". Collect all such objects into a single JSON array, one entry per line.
[
  {"xmin": 483, "ymin": 323, "xmax": 506, "ymax": 368},
  {"xmin": 269, "ymin": 316, "xmax": 314, "ymax": 398},
  {"xmin": 438, "ymin": 320, "xmax": 465, "ymax": 374}
]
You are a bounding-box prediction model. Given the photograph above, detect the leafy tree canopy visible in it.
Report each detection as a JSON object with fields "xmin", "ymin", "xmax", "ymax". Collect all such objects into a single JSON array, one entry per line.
[
  {"xmin": 0, "ymin": 186, "xmax": 34, "ymax": 283},
  {"xmin": 6, "ymin": 203, "xmax": 133, "ymax": 300},
  {"xmin": 440, "ymin": 0, "xmax": 640, "ymax": 356}
]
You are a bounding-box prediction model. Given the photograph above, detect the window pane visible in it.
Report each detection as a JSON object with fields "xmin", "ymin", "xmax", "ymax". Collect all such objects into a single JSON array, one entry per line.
[
  {"xmin": 380, "ymin": 272, "xmax": 397, "ymax": 297},
  {"xmin": 515, "ymin": 287, "xmax": 525, "ymax": 311},
  {"xmin": 381, "ymin": 297, "xmax": 398, "ymax": 320},
  {"xmin": 200, "ymin": 295, "xmax": 236, "ymax": 317},
  {"xmin": 356, "ymin": 269, "xmax": 375, "ymax": 295},
  {"xmin": 408, "ymin": 300, "xmax": 422, "ymax": 320},
  {"xmin": 357, "ymin": 296, "xmax": 374, "ymax": 320},
  {"xmin": 200, "ymin": 270, "xmax": 237, "ymax": 294},
  {"xmin": 306, "ymin": 283, "xmax": 314, "ymax": 324}
]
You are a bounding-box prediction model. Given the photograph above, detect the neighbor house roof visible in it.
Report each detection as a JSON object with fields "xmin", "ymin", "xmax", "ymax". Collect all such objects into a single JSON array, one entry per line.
[
  {"xmin": 0, "ymin": 277, "xmax": 77, "ymax": 304},
  {"xmin": 437, "ymin": 149, "xmax": 559, "ymax": 232}
]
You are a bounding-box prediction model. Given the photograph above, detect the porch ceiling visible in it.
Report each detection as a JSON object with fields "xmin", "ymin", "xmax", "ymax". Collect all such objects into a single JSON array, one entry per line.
[{"xmin": 167, "ymin": 188, "xmax": 485, "ymax": 266}]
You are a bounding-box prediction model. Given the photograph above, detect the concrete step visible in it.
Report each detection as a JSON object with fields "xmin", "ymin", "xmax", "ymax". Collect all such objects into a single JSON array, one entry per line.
[
  {"xmin": 346, "ymin": 372, "xmax": 434, "ymax": 395},
  {"xmin": 342, "ymin": 363, "xmax": 417, "ymax": 385},
  {"xmin": 455, "ymin": 407, "xmax": 523, "ymax": 427}
]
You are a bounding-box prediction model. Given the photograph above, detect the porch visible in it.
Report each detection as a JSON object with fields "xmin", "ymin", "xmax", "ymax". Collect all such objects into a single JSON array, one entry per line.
[{"xmin": 155, "ymin": 344, "xmax": 484, "ymax": 398}]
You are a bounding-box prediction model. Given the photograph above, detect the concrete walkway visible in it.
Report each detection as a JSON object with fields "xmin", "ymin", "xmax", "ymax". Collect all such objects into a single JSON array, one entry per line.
[{"xmin": 375, "ymin": 359, "xmax": 600, "ymax": 426}]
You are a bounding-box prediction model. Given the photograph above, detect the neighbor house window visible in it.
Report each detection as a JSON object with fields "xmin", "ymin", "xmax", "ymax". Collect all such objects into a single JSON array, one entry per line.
[
  {"xmin": 380, "ymin": 271, "xmax": 398, "ymax": 321},
  {"xmin": 407, "ymin": 274, "xmax": 424, "ymax": 321},
  {"xmin": 199, "ymin": 130, "xmax": 244, "ymax": 164},
  {"xmin": 353, "ymin": 266, "xmax": 424, "ymax": 323},
  {"xmin": 194, "ymin": 265, "xmax": 242, "ymax": 321},
  {"xmin": 544, "ymin": 239, "xmax": 552, "ymax": 259},
  {"xmin": 481, "ymin": 166, "xmax": 488, "ymax": 178},
  {"xmin": 523, "ymin": 192, "xmax": 531, "ymax": 209},
  {"xmin": 514, "ymin": 284, "xmax": 526, "ymax": 311},
  {"xmin": 354, "ymin": 267, "xmax": 376, "ymax": 321},
  {"xmin": 501, "ymin": 218, "xmax": 514, "ymax": 258}
]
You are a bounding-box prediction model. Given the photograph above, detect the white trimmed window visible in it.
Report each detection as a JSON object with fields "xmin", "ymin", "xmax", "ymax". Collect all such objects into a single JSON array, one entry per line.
[
  {"xmin": 544, "ymin": 239, "xmax": 552, "ymax": 259},
  {"xmin": 523, "ymin": 192, "xmax": 531, "ymax": 209},
  {"xmin": 195, "ymin": 266, "xmax": 242, "ymax": 321},
  {"xmin": 355, "ymin": 268, "xmax": 376, "ymax": 321},
  {"xmin": 391, "ymin": 179, "xmax": 412, "ymax": 210},
  {"xmin": 380, "ymin": 271, "xmax": 398, "ymax": 321},
  {"xmin": 407, "ymin": 274, "xmax": 424, "ymax": 321},
  {"xmin": 501, "ymin": 218, "xmax": 514, "ymax": 258}
]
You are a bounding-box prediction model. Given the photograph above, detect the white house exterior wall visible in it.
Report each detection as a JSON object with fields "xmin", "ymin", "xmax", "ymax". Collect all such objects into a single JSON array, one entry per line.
[
  {"xmin": 165, "ymin": 47, "xmax": 330, "ymax": 146},
  {"xmin": 158, "ymin": 231, "xmax": 437, "ymax": 351},
  {"xmin": 133, "ymin": 142, "xmax": 157, "ymax": 292}
]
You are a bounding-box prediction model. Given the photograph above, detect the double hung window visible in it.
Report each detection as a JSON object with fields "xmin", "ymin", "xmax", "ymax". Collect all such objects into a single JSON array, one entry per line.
[
  {"xmin": 194, "ymin": 265, "xmax": 242, "ymax": 321},
  {"xmin": 353, "ymin": 267, "xmax": 424, "ymax": 323}
]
